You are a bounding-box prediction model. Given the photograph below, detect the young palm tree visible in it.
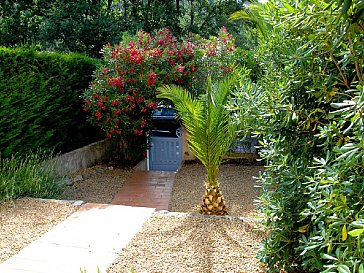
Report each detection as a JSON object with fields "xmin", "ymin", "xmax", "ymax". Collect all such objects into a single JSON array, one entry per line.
[{"xmin": 157, "ymin": 75, "xmax": 240, "ymax": 215}]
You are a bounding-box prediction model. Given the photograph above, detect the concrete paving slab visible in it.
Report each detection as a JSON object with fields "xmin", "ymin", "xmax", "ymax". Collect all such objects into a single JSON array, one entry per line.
[{"xmin": 0, "ymin": 203, "xmax": 155, "ymax": 273}]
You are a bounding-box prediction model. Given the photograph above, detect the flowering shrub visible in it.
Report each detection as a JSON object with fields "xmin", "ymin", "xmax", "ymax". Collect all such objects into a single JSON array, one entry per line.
[
  {"xmin": 83, "ymin": 28, "xmax": 237, "ymax": 159},
  {"xmin": 192, "ymin": 27, "xmax": 235, "ymax": 75},
  {"xmin": 189, "ymin": 26, "xmax": 237, "ymax": 97}
]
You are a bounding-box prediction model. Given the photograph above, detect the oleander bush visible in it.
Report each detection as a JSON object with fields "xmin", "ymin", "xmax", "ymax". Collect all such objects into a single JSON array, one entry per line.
[
  {"xmin": 83, "ymin": 28, "xmax": 237, "ymax": 160},
  {"xmin": 231, "ymin": 0, "xmax": 364, "ymax": 272},
  {"xmin": 0, "ymin": 150, "xmax": 62, "ymax": 202},
  {"xmin": 0, "ymin": 47, "xmax": 103, "ymax": 158}
]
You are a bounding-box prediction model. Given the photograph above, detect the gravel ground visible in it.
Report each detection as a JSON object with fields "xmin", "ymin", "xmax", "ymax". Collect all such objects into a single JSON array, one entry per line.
[
  {"xmin": 0, "ymin": 198, "xmax": 80, "ymax": 263},
  {"xmin": 61, "ymin": 164, "xmax": 131, "ymax": 204},
  {"xmin": 108, "ymin": 161, "xmax": 267, "ymax": 273},
  {"xmin": 108, "ymin": 212, "xmax": 267, "ymax": 273},
  {"xmin": 1, "ymin": 161, "xmax": 267, "ymax": 272},
  {"xmin": 171, "ymin": 161, "xmax": 264, "ymax": 217}
]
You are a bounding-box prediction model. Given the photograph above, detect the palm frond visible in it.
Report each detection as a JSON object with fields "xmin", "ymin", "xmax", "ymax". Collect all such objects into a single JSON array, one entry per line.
[
  {"xmin": 230, "ymin": 3, "xmax": 272, "ymax": 37},
  {"xmin": 157, "ymin": 75, "xmax": 240, "ymax": 186},
  {"xmin": 157, "ymin": 84, "xmax": 202, "ymax": 120}
]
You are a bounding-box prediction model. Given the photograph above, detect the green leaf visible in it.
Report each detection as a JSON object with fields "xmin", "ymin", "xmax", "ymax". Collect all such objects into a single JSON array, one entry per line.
[
  {"xmin": 348, "ymin": 229, "xmax": 364, "ymax": 237},
  {"xmin": 298, "ymin": 224, "xmax": 309, "ymax": 233},
  {"xmin": 342, "ymin": 224, "xmax": 348, "ymax": 241},
  {"xmin": 337, "ymin": 264, "xmax": 351, "ymax": 273},
  {"xmin": 359, "ymin": 264, "xmax": 364, "ymax": 273},
  {"xmin": 283, "ymin": 3, "xmax": 294, "ymax": 12},
  {"xmin": 331, "ymin": 101, "xmax": 355, "ymax": 108},
  {"xmin": 321, "ymin": 253, "xmax": 338, "ymax": 260},
  {"xmin": 157, "ymin": 74, "xmax": 240, "ymax": 187}
]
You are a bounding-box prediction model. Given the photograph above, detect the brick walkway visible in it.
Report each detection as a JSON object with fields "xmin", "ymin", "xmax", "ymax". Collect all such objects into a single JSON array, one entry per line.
[{"xmin": 111, "ymin": 171, "xmax": 175, "ymax": 211}]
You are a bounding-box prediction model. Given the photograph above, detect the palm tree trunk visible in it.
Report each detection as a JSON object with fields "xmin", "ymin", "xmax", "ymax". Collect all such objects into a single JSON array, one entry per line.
[{"xmin": 200, "ymin": 184, "xmax": 228, "ymax": 215}]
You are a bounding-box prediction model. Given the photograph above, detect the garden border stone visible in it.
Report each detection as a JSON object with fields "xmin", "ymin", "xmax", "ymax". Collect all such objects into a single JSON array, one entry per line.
[
  {"xmin": 155, "ymin": 210, "xmax": 263, "ymax": 223},
  {"xmin": 21, "ymin": 197, "xmax": 85, "ymax": 207}
]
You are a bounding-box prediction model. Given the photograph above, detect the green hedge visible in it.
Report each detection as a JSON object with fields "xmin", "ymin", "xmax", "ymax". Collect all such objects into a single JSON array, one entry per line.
[{"xmin": 0, "ymin": 47, "xmax": 103, "ymax": 158}]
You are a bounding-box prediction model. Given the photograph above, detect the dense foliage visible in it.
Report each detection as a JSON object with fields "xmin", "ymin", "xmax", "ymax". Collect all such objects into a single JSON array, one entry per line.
[
  {"xmin": 0, "ymin": 0, "xmax": 250, "ymax": 57},
  {"xmin": 83, "ymin": 28, "xmax": 237, "ymax": 160},
  {"xmin": 231, "ymin": 0, "xmax": 364, "ymax": 272},
  {"xmin": 0, "ymin": 47, "xmax": 102, "ymax": 158}
]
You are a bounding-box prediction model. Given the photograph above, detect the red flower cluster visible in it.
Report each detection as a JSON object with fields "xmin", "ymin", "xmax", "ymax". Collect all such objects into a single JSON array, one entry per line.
[
  {"xmin": 83, "ymin": 27, "xmax": 237, "ymax": 142},
  {"xmin": 147, "ymin": 72, "xmax": 157, "ymax": 86}
]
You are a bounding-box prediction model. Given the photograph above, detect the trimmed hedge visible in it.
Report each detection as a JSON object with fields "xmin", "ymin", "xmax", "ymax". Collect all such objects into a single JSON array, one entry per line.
[{"xmin": 0, "ymin": 47, "xmax": 103, "ymax": 158}]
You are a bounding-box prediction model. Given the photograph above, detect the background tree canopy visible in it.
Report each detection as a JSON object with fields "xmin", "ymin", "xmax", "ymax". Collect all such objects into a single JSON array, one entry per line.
[{"xmin": 0, "ymin": 0, "xmax": 251, "ymax": 57}]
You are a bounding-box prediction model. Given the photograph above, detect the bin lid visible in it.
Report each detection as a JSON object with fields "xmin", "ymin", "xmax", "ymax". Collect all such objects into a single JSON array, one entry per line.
[{"xmin": 152, "ymin": 106, "xmax": 177, "ymax": 120}]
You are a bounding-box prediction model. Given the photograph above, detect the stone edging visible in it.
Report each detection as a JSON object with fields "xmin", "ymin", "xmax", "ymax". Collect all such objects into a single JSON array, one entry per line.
[
  {"xmin": 154, "ymin": 210, "xmax": 263, "ymax": 223},
  {"xmin": 21, "ymin": 197, "xmax": 85, "ymax": 207}
]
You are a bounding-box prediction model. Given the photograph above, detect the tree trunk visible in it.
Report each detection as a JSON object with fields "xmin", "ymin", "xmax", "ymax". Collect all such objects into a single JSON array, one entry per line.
[
  {"xmin": 123, "ymin": 0, "xmax": 128, "ymax": 27},
  {"xmin": 176, "ymin": 0, "xmax": 180, "ymax": 17},
  {"xmin": 107, "ymin": 0, "xmax": 113, "ymax": 10},
  {"xmin": 190, "ymin": 0, "xmax": 194, "ymax": 28}
]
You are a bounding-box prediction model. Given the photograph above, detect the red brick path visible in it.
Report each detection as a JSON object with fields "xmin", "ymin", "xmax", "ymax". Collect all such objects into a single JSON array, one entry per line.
[{"xmin": 111, "ymin": 171, "xmax": 175, "ymax": 211}]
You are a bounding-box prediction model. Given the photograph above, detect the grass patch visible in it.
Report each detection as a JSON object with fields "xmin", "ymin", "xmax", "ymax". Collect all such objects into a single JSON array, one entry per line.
[{"xmin": 0, "ymin": 151, "xmax": 63, "ymax": 202}]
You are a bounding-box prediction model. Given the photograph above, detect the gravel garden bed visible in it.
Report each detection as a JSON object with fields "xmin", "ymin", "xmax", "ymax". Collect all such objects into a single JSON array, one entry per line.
[
  {"xmin": 1, "ymin": 161, "xmax": 267, "ymax": 272},
  {"xmin": 107, "ymin": 161, "xmax": 267, "ymax": 273},
  {"xmin": 170, "ymin": 161, "xmax": 264, "ymax": 217},
  {"xmin": 60, "ymin": 164, "xmax": 131, "ymax": 204},
  {"xmin": 108, "ymin": 212, "xmax": 267, "ymax": 273}
]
